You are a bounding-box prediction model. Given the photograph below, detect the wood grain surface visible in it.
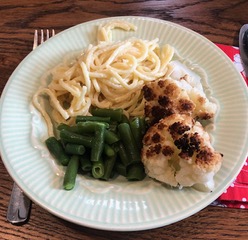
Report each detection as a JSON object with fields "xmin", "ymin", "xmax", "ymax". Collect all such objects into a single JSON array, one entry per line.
[{"xmin": 1, "ymin": 0, "xmax": 248, "ymax": 239}]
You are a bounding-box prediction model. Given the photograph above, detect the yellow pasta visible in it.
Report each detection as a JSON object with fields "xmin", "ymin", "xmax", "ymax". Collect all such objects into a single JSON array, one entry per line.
[{"xmin": 32, "ymin": 20, "xmax": 174, "ymax": 136}]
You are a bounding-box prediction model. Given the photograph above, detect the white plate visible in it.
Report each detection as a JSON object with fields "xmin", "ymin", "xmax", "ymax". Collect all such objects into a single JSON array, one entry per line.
[{"xmin": 1, "ymin": 16, "xmax": 248, "ymax": 231}]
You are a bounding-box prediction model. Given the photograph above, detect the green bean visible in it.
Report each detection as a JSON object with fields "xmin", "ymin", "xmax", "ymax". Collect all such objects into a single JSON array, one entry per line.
[
  {"xmin": 104, "ymin": 129, "xmax": 120, "ymax": 145},
  {"xmin": 91, "ymin": 107, "xmax": 123, "ymax": 122},
  {"xmin": 76, "ymin": 115, "xmax": 111, "ymax": 123},
  {"xmin": 111, "ymin": 142, "xmax": 120, "ymax": 153},
  {"xmin": 65, "ymin": 143, "xmax": 85, "ymax": 155},
  {"xmin": 103, "ymin": 143, "xmax": 115, "ymax": 157},
  {"xmin": 57, "ymin": 123, "xmax": 79, "ymax": 133},
  {"xmin": 126, "ymin": 163, "xmax": 146, "ymax": 181},
  {"xmin": 45, "ymin": 137, "xmax": 70, "ymax": 166},
  {"xmin": 130, "ymin": 117, "xmax": 142, "ymax": 150},
  {"xmin": 121, "ymin": 114, "xmax": 129, "ymax": 123},
  {"xmin": 139, "ymin": 116, "xmax": 147, "ymax": 136},
  {"xmin": 101, "ymin": 154, "xmax": 117, "ymax": 180},
  {"xmin": 91, "ymin": 124, "xmax": 106, "ymax": 162},
  {"xmin": 77, "ymin": 121, "xmax": 109, "ymax": 134},
  {"xmin": 114, "ymin": 162, "xmax": 127, "ymax": 177},
  {"xmin": 57, "ymin": 123, "xmax": 70, "ymax": 131},
  {"xmin": 118, "ymin": 123, "xmax": 141, "ymax": 165},
  {"xmin": 63, "ymin": 155, "xmax": 80, "ymax": 190},
  {"xmin": 92, "ymin": 160, "xmax": 104, "ymax": 178},
  {"xmin": 59, "ymin": 139, "xmax": 66, "ymax": 149},
  {"xmin": 60, "ymin": 129, "xmax": 93, "ymax": 148},
  {"xmin": 108, "ymin": 123, "xmax": 117, "ymax": 132},
  {"xmin": 117, "ymin": 142, "xmax": 130, "ymax": 166},
  {"xmin": 79, "ymin": 152, "xmax": 92, "ymax": 172}
]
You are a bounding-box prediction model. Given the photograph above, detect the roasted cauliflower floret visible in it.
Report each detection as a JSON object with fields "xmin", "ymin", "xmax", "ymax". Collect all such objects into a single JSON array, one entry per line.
[
  {"xmin": 143, "ymin": 77, "xmax": 217, "ymax": 125},
  {"xmin": 141, "ymin": 114, "xmax": 223, "ymax": 191}
]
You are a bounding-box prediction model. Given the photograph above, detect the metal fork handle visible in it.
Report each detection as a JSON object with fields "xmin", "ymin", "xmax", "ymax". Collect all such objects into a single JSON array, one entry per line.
[{"xmin": 7, "ymin": 182, "xmax": 31, "ymax": 224}]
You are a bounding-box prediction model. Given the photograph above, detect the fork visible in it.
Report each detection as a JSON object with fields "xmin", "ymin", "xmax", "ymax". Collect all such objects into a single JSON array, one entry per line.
[{"xmin": 6, "ymin": 29, "xmax": 55, "ymax": 224}]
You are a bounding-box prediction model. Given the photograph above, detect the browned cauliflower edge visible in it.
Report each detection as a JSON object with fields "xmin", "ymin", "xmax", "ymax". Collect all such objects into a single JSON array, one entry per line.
[
  {"xmin": 143, "ymin": 78, "xmax": 217, "ymax": 126},
  {"xmin": 141, "ymin": 113, "xmax": 223, "ymax": 191}
]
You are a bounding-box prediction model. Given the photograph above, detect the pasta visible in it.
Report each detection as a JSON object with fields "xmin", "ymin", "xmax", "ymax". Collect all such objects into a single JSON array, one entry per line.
[{"xmin": 32, "ymin": 20, "xmax": 174, "ymax": 136}]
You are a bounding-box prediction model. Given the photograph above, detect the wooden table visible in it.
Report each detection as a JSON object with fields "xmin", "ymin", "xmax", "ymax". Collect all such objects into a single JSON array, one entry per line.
[{"xmin": 0, "ymin": 1, "xmax": 247, "ymax": 239}]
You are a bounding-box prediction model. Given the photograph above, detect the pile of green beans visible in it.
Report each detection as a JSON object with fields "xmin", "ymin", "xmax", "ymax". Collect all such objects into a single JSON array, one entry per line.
[{"xmin": 45, "ymin": 107, "xmax": 147, "ymax": 190}]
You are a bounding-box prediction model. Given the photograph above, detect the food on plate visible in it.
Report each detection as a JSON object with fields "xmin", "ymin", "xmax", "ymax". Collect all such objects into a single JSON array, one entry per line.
[
  {"xmin": 141, "ymin": 113, "xmax": 223, "ymax": 191},
  {"xmin": 140, "ymin": 59, "xmax": 223, "ymax": 191},
  {"xmin": 45, "ymin": 107, "xmax": 147, "ymax": 190},
  {"xmin": 32, "ymin": 20, "xmax": 222, "ymax": 191},
  {"xmin": 143, "ymin": 67, "xmax": 217, "ymax": 125},
  {"xmin": 32, "ymin": 20, "xmax": 174, "ymax": 137}
]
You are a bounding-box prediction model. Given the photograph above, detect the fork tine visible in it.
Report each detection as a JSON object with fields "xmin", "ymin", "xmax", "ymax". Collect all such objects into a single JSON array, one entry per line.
[
  {"xmin": 51, "ymin": 29, "xmax": 55, "ymax": 37},
  {"xmin": 40, "ymin": 29, "xmax": 44, "ymax": 44},
  {"xmin": 46, "ymin": 29, "xmax": 49, "ymax": 41},
  {"xmin": 33, "ymin": 30, "xmax": 38, "ymax": 50},
  {"xmin": 33, "ymin": 29, "xmax": 56, "ymax": 50}
]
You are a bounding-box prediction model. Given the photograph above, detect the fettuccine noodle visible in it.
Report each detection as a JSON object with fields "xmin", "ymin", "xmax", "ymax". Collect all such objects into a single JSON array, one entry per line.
[{"xmin": 32, "ymin": 20, "xmax": 174, "ymax": 136}]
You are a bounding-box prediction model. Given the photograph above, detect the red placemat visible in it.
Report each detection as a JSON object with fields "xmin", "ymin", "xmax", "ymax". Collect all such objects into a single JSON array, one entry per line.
[{"xmin": 212, "ymin": 44, "xmax": 248, "ymax": 209}]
